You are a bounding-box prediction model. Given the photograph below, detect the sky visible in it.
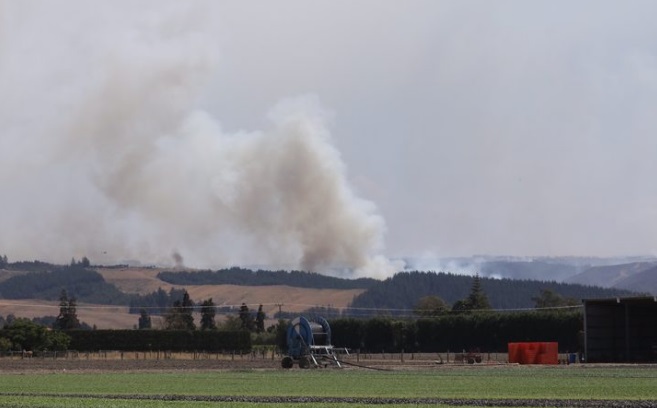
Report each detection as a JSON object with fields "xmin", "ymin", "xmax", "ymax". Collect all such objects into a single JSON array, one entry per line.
[{"xmin": 1, "ymin": 1, "xmax": 657, "ymax": 277}]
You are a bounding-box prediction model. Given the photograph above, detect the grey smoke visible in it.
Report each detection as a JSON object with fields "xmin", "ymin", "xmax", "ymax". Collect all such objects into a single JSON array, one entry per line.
[
  {"xmin": 0, "ymin": 2, "xmax": 396, "ymax": 278},
  {"xmin": 172, "ymin": 252, "xmax": 184, "ymax": 269}
]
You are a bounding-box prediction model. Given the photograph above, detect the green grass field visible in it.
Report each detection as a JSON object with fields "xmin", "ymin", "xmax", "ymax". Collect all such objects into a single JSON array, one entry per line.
[{"xmin": 0, "ymin": 366, "xmax": 656, "ymax": 407}]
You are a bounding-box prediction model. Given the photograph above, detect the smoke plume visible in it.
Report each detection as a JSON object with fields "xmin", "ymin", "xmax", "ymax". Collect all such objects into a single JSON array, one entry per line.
[{"xmin": 0, "ymin": 2, "xmax": 396, "ymax": 278}]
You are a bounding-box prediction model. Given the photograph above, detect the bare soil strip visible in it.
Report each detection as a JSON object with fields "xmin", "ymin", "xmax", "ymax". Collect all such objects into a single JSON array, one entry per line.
[{"xmin": 0, "ymin": 358, "xmax": 278, "ymax": 373}]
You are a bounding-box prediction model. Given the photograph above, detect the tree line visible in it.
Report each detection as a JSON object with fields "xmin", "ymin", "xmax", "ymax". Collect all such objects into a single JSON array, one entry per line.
[
  {"xmin": 1, "ymin": 281, "xmax": 584, "ymax": 354},
  {"xmin": 138, "ymin": 291, "xmax": 269, "ymax": 334},
  {"xmin": 0, "ymin": 289, "xmax": 270, "ymax": 353},
  {"xmin": 350, "ymin": 271, "xmax": 635, "ymax": 313},
  {"xmin": 157, "ymin": 267, "xmax": 377, "ymax": 289},
  {"xmin": 328, "ymin": 311, "xmax": 583, "ymax": 353}
]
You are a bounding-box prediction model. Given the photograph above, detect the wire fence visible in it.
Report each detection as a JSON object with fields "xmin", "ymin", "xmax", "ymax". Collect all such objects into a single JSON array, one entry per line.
[{"xmin": 0, "ymin": 350, "xmax": 583, "ymax": 366}]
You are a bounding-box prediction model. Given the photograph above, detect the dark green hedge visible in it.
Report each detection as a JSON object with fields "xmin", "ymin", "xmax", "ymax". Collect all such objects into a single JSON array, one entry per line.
[
  {"xmin": 67, "ymin": 330, "xmax": 251, "ymax": 352},
  {"xmin": 65, "ymin": 312, "xmax": 581, "ymax": 354},
  {"xmin": 330, "ymin": 311, "xmax": 582, "ymax": 353}
]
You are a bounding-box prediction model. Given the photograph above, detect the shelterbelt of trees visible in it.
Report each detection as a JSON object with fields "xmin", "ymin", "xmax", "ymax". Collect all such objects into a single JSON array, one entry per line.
[{"xmin": 1, "ymin": 311, "xmax": 583, "ymax": 354}]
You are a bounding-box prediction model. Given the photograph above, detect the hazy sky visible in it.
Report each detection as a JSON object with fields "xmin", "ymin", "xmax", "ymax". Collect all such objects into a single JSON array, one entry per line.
[{"xmin": 1, "ymin": 1, "xmax": 657, "ymax": 274}]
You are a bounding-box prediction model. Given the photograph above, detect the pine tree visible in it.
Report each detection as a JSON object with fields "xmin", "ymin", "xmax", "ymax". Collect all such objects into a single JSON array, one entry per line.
[
  {"xmin": 55, "ymin": 289, "xmax": 80, "ymax": 330},
  {"xmin": 255, "ymin": 304, "xmax": 266, "ymax": 333},
  {"xmin": 451, "ymin": 274, "xmax": 492, "ymax": 312},
  {"xmin": 181, "ymin": 291, "xmax": 195, "ymax": 329},
  {"xmin": 138, "ymin": 309, "xmax": 152, "ymax": 329},
  {"xmin": 80, "ymin": 256, "xmax": 90, "ymax": 267},
  {"xmin": 200, "ymin": 298, "xmax": 217, "ymax": 330},
  {"xmin": 238, "ymin": 303, "xmax": 254, "ymax": 331},
  {"xmin": 163, "ymin": 291, "xmax": 196, "ymax": 330},
  {"xmin": 466, "ymin": 274, "xmax": 491, "ymax": 310}
]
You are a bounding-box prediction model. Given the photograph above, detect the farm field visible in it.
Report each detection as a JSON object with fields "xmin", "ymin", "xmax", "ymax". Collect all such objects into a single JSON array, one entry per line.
[{"xmin": 0, "ymin": 362, "xmax": 656, "ymax": 407}]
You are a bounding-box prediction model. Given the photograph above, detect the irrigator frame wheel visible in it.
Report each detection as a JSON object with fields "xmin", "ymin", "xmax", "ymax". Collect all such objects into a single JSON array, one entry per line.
[
  {"xmin": 281, "ymin": 356, "xmax": 293, "ymax": 369},
  {"xmin": 298, "ymin": 356, "xmax": 310, "ymax": 369}
]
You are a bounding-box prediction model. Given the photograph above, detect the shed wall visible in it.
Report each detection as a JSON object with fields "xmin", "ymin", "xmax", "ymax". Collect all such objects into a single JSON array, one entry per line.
[{"xmin": 585, "ymin": 298, "xmax": 657, "ymax": 363}]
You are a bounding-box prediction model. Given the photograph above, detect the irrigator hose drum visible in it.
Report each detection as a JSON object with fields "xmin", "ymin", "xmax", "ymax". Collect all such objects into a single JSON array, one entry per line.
[
  {"xmin": 311, "ymin": 316, "xmax": 332, "ymax": 346},
  {"xmin": 286, "ymin": 316, "xmax": 332, "ymax": 357},
  {"xmin": 287, "ymin": 317, "xmax": 311, "ymax": 357}
]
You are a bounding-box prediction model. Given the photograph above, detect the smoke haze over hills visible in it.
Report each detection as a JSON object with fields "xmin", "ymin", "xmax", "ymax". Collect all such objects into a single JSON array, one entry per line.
[
  {"xmin": 2, "ymin": 1, "xmax": 657, "ymax": 279},
  {"xmin": 0, "ymin": 2, "xmax": 395, "ymax": 277}
]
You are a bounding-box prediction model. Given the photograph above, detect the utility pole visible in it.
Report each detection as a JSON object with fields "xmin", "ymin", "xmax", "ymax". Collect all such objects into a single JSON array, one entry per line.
[{"xmin": 275, "ymin": 303, "xmax": 284, "ymax": 318}]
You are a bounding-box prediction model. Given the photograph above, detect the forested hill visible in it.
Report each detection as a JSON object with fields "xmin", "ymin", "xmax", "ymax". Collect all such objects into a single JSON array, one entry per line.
[
  {"xmin": 157, "ymin": 267, "xmax": 377, "ymax": 289},
  {"xmin": 0, "ymin": 266, "xmax": 131, "ymax": 304},
  {"xmin": 350, "ymin": 271, "xmax": 637, "ymax": 311}
]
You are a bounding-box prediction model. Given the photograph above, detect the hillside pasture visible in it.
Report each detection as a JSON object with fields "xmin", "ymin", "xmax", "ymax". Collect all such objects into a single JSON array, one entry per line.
[
  {"xmin": 0, "ymin": 299, "xmax": 163, "ymax": 329},
  {"xmin": 98, "ymin": 267, "xmax": 365, "ymax": 319}
]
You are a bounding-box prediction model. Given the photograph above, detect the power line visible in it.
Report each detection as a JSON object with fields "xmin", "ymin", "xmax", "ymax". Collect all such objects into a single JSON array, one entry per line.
[{"xmin": 0, "ymin": 301, "xmax": 582, "ymax": 313}]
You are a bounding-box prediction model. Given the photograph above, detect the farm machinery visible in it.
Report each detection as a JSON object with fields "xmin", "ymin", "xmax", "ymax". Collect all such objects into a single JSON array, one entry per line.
[{"xmin": 281, "ymin": 316, "xmax": 343, "ymax": 369}]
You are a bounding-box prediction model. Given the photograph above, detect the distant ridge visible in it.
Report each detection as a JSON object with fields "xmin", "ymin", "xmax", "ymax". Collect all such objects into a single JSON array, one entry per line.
[
  {"xmin": 409, "ymin": 256, "xmax": 657, "ymax": 296},
  {"xmin": 565, "ymin": 262, "xmax": 657, "ymax": 294}
]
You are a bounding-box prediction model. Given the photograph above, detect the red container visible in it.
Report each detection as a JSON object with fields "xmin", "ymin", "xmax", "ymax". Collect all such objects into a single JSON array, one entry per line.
[{"xmin": 508, "ymin": 342, "xmax": 558, "ymax": 365}]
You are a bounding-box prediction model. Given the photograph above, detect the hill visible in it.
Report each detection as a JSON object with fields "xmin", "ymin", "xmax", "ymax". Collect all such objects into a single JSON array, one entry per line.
[
  {"xmin": 565, "ymin": 262, "xmax": 657, "ymax": 294},
  {"xmin": 349, "ymin": 271, "xmax": 636, "ymax": 313},
  {"xmin": 612, "ymin": 266, "xmax": 657, "ymax": 293},
  {"xmin": 0, "ymin": 261, "xmax": 641, "ymax": 328},
  {"xmin": 408, "ymin": 256, "xmax": 657, "ymax": 295},
  {"xmin": 0, "ymin": 265, "xmax": 367, "ymax": 329},
  {"xmin": 0, "ymin": 266, "xmax": 131, "ymax": 304},
  {"xmin": 479, "ymin": 260, "xmax": 582, "ymax": 282}
]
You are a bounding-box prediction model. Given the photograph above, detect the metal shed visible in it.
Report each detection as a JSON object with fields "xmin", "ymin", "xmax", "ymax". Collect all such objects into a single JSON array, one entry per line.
[{"xmin": 584, "ymin": 296, "xmax": 657, "ymax": 363}]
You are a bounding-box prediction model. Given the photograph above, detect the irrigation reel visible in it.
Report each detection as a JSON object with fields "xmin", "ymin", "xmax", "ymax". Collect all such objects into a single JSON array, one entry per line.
[{"xmin": 281, "ymin": 316, "xmax": 344, "ymax": 369}]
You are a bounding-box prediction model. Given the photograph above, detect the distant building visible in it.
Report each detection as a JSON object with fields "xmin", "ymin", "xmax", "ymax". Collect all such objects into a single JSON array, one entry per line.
[{"xmin": 583, "ymin": 296, "xmax": 657, "ymax": 363}]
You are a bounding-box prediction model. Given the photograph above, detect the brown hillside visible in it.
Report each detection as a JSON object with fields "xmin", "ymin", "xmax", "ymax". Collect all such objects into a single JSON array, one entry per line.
[
  {"xmin": 0, "ymin": 299, "xmax": 161, "ymax": 330},
  {"xmin": 96, "ymin": 267, "xmax": 364, "ymax": 316},
  {"xmin": 0, "ymin": 267, "xmax": 365, "ymax": 329}
]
